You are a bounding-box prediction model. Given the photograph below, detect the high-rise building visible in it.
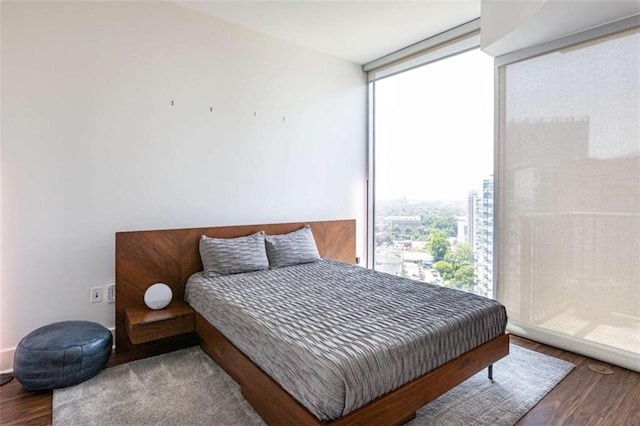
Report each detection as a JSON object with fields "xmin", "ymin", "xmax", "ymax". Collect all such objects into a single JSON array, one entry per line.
[
  {"xmin": 467, "ymin": 191, "xmax": 478, "ymax": 247},
  {"xmin": 457, "ymin": 218, "xmax": 468, "ymax": 244},
  {"xmin": 474, "ymin": 177, "xmax": 494, "ymax": 298}
]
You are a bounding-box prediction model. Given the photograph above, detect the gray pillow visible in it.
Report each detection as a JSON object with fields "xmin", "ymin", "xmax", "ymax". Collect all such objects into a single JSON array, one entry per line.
[
  {"xmin": 265, "ymin": 226, "xmax": 321, "ymax": 268},
  {"xmin": 199, "ymin": 232, "xmax": 269, "ymax": 275}
]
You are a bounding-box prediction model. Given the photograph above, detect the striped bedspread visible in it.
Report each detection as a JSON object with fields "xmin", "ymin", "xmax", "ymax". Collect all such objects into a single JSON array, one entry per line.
[{"xmin": 185, "ymin": 259, "xmax": 507, "ymax": 421}]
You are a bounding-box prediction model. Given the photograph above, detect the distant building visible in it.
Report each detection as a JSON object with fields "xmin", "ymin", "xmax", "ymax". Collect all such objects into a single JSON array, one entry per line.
[
  {"xmin": 380, "ymin": 216, "xmax": 421, "ymax": 230},
  {"xmin": 403, "ymin": 251, "xmax": 432, "ymax": 263},
  {"xmin": 457, "ymin": 218, "xmax": 468, "ymax": 244},
  {"xmin": 392, "ymin": 241, "xmax": 412, "ymax": 249},
  {"xmin": 474, "ymin": 177, "xmax": 494, "ymax": 298},
  {"xmin": 467, "ymin": 190, "xmax": 478, "ymax": 247},
  {"xmin": 374, "ymin": 251, "xmax": 404, "ymax": 276}
]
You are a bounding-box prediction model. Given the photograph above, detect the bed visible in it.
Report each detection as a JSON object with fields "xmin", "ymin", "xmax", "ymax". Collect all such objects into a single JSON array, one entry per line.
[{"xmin": 115, "ymin": 219, "xmax": 509, "ymax": 425}]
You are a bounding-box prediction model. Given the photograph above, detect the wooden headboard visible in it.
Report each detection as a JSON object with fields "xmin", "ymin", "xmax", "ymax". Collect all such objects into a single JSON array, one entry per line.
[{"xmin": 115, "ymin": 219, "xmax": 356, "ymax": 354}]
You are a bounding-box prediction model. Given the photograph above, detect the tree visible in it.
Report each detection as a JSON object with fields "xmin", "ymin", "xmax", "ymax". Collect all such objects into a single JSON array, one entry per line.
[
  {"xmin": 391, "ymin": 225, "xmax": 403, "ymax": 240},
  {"xmin": 435, "ymin": 244, "xmax": 477, "ymax": 293},
  {"xmin": 434, "ymin": 260, "xmax": 455, "ymax": 281},
  {"xmin": 445, "ymin": 243, "xmax": 475, "ymax": 265},
  {"xmin": 422, "ymin": 215, "xmax": 458, "ymax": 237},
  {"xmin": 452, "ymin": 265, "xmax": 476, "ymax": 292},
  {"xmin": 376, "ymin": 232, "xmax": 392, "ymax": 246},
  {"xmin": 426, "ymin": 230, "xmax": 450, "ymax": 261}
]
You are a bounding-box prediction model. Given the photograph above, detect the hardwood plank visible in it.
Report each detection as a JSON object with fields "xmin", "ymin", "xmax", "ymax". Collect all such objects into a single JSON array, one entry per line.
[
  {"xmin": 513, "ymin": 336, "xmax": 640, "ymax": 426},
  {"xmin": 0, "ymin": 379, "xmax": 51, "ymax": 426},
  {"xmin": 3, "ymin": 336, "xmax": 639, "ymax": 425}
]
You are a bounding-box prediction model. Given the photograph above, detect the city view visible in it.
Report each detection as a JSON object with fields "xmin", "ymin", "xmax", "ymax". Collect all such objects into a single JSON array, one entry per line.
[
  {"xmin": 372, "ymin": 48, "xmax": 494, "ymax": 298},
  {"xmin": 374, "ymin": 176, "xmax": 494, "ymax": 298}
]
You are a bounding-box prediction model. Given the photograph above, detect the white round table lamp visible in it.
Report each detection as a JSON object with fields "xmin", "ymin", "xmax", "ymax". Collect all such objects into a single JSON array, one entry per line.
[{"xmin": 144, "ymin": 283, "xmax": 172, "ymax": 310}]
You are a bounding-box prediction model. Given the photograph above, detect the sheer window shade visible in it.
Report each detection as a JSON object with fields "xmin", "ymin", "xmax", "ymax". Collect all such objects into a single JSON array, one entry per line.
[{"xmin": 497, "ymin": 26, "xmax": 640, "ymax": 372}]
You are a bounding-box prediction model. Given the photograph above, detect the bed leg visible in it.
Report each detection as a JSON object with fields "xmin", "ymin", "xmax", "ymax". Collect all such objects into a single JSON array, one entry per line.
[{"xmin": 488, "ymin": 364, "xmax": 493, "ymax": 381}]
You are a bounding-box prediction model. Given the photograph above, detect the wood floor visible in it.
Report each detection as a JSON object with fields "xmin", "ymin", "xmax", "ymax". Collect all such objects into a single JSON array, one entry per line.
[{"xmin": 1, "ymin": 335, "xmax": 638, "ymax": 425}]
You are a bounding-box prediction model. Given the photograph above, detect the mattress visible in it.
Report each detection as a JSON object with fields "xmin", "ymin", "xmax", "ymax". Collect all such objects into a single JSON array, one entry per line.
[{"xmin": 185, "ymin": 259, "xmax": 507, "ymax": 421}]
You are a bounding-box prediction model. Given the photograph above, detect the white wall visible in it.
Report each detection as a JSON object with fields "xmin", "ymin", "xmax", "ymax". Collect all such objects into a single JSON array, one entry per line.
[{"xmin": 0, "ymin": 1, "xmax": 366, "ymax": 371}]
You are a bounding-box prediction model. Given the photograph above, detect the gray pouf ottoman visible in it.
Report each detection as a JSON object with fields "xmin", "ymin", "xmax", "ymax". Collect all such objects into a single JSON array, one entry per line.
[{"xmin": 14, "ymin": 321, "xmax": 112, "ymax": 390}]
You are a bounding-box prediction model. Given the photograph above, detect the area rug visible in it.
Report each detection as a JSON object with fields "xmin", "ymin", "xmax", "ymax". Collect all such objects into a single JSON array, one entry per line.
[{"xmin": 53, "ymin": 344, "xmax": 574, "ymax": 425}]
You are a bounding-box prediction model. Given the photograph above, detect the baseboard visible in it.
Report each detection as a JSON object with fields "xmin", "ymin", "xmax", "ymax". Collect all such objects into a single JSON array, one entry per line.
[
  {"xmin": 0, "ymin": 327, "xmax": 115, "ymax": 374},
  {"xmin": 0, "ymin": 348, "xmax": 15, "ymax": 374}
]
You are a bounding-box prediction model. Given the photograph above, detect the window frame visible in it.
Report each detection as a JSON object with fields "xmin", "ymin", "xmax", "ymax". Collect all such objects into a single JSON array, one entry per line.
[{"xmin": 365, "ymin": 28, "xmax": 490, "ymax": 279}]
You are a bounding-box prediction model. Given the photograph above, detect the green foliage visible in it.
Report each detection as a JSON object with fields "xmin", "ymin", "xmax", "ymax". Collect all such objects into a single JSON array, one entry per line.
[
  {"xmin": 452, "ymin": 265, "xmax": 476, "ymax": 292},
  {"xmin": 376, "ymin": 199, "xmax": 464, "ymax": 219},
  {"xmin": 444, "ymin": 243, "xmax": 474, "ymax": 265},
  {"xmin": 389, "ymin": 224, "xmax": 406, "ymax": 241},
  {"xmin": 434, "ymin": 260, "xmax": 455, "ymax": 280},
  {"xmin": 422, "ymin": 215, "xmax": 458, "ymax": 237},
  {"xmin": 435, "ymin": 244, "xmax": 477, "ymax": 293},
  {"xmin": 375, "ymin": 232, "xmax": 392, "ymax": 246},
  {"xmin": 426, "ymin": 230, "xmax": 450, "ymax": 261},
  {"xmin": 376, "ymin": 199, "xmax": 463, "ymax": 238},
  {"xmin": 375, "ymin": 199, "xmax": 478, "ymax": 293}
]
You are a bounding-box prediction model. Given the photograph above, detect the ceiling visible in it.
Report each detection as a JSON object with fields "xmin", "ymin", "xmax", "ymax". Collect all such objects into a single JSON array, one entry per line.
[{"xmin": 173, "ymin": 1, "xmax": 480, "ymax": 65}]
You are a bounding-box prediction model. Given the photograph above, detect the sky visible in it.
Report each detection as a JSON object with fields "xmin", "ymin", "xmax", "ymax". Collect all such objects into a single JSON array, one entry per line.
[{"xmin": 374, "ymin": 49, "xmax": 494, "ymax": 202}]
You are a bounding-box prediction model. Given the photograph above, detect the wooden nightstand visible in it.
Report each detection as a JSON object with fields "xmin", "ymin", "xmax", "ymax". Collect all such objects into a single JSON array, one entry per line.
[{"xmin": 124, "ymin": 300, "xmax": 195, "ymax": 345}]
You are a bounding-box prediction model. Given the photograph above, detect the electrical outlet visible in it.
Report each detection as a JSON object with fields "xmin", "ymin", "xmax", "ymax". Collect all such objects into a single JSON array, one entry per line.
[
  {"xmin": 106, "ymin": 283, "xmax": 115, "ymax": 303},
  {"xmin": 91, "ymin": 287, "xmax": 103, "ymax": 303}
]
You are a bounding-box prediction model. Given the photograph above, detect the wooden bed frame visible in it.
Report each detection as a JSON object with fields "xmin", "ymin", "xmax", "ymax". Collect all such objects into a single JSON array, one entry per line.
[{"xmin": 115, "ymin": 219, "xmax": 509, "ymax": 425}]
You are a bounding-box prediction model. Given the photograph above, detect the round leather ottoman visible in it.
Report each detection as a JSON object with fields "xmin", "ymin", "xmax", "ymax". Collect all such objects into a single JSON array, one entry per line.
[{"xmin": 14, "ymin": 321, "xmax": 112, "ymax": 390}]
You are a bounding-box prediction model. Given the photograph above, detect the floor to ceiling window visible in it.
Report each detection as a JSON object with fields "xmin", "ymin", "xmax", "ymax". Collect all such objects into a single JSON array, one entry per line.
[
  {"xmin": 367, "ymin": 16, "xmax": 638, "ymax": 373},
  {"xmin": 370, "ymin": 41, "xmax": 494, "ymax": 298},
  {"xmin": 497, "ymin": 22, "xmax": 639, "ymax": 372}
]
